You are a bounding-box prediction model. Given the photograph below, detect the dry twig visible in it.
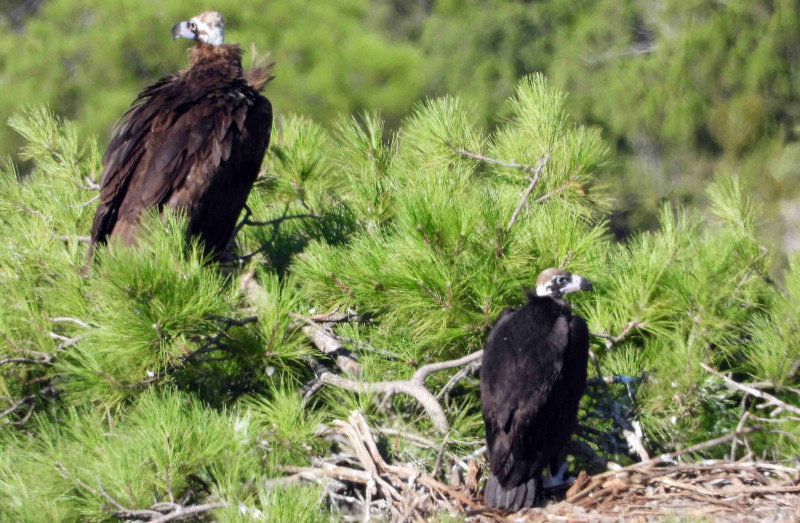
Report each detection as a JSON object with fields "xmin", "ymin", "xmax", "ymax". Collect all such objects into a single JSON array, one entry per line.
[{"xmin": 276, "ymin": 411, "xmax": 479, "ymax": 521}]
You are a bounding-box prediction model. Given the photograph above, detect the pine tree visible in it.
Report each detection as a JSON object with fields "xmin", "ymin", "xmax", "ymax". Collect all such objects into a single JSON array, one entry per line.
[{"xmin": 1, "ymin": 77, "xmax": 797, "ymax": 520}]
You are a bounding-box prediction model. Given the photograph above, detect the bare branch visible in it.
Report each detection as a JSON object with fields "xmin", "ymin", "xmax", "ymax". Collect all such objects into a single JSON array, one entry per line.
[
  {"xmin": 292, "ymin": 313, "xmax": 362, "ymax": 377},
  {"xmin": 633, "ymin": 427, "xmax": 760, "ymax": 471},
  {"xmin": 306, "ymin": 352, "xmax": 483, "ymax": 433},
  {"xmin": 308, "ymin": 359, "xmax": 449, "ymax": 433},
  {"xmin": 50, "ymin": 317, "xmax": 92, "ymax": 328},
  {"xmin": 453, "ymin": 147, "xmax": 543, "ymax": 174},
  {"xmin": 0, "ymin": 394, "xmax": 36, "ymax": 420},
  {"xmin": 0, "ymin": 355, "xmax": 54, "ymax": 366},
  {"xmin": 506, "ymin": 155, "xmax": 549, "ymax": 233},
  {"xmin": 591, "ymin": 319, "xmax": 644, "ymax": 350},
  {"xmin": 143, "ymin": 502, "xmax": 227, "ymax": 523},
  {"xmin": 54, "ymin": 234, "xmax": 92, "ymax": 243},
  {"xmin": 701, "ymin": 363, "xmax": 800, "ymax": 417},
  {"xmin": 84, "ymin": 176, "xmax": 100, "ymax": 190},
  {"xmin": 435, "ymin": 360, "xmax": 481, "ymax": 401},
  {"xmin": 410, "ymin": 350, "xmax": 483, "ymax": 387},
  {"xmin": 586, "ymin": 374, "xmax": 644, "ymax": 387},
  {"xmin": 245, "ymin": 213, "xmax": 319, "ymax": 227},
  {"xmin": 68, "ymin": 194, "xmax": 99, "ymax": 208},
  {"xmin": 534, "ymin": 178, "xmax": 574, "ymax": 203},
  {"xmin": 432, "ymin": 432, "xmax": 451, "ymax": 479},
  {"xmin": 373, "ymin": 428, "xmax": 437, "ymax": 449}
]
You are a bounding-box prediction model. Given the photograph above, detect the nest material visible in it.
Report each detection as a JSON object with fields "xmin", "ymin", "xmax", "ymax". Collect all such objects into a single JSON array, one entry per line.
[{"xmin": 276, "ymin": 411, "xmax": 800, "ymax": 522}]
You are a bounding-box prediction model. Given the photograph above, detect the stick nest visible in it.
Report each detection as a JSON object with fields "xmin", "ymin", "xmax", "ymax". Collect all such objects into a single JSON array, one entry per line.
[{"xmin": 275, "ymin": 411, "xmax": 799, "ymax": 522}]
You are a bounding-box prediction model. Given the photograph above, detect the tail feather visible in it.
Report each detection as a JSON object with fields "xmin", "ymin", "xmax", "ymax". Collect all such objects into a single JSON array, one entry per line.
[{"xmin": 483, "ymin": 475, "xmax": 539, "ymax": 511}]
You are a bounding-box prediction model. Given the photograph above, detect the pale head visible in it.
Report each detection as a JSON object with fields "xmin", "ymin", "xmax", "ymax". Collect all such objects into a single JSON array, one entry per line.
[
  {"xmin": 535, "ymin": 268, "xmax": 593, "ymax": 298},
  {"xmin": 171, "ymin": 11, "xmax": 225, "ymax": 46}
]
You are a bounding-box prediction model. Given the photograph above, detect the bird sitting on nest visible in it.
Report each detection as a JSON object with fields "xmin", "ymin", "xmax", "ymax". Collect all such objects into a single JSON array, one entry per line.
[{"xmin": 481, "ymin": 268, "xmax": 594, "ymax": 511}]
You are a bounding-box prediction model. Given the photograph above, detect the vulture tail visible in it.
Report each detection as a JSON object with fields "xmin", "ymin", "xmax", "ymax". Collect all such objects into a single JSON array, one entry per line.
[{"xmin": 483, "ymin": 475, "xmax": 539, "ymax": 512}]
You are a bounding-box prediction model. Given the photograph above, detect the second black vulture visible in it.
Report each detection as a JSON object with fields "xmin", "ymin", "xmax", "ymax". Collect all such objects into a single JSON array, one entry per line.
[{"xmin": 86, "ymin": 11, "xmax": 273, "ymax": 266}]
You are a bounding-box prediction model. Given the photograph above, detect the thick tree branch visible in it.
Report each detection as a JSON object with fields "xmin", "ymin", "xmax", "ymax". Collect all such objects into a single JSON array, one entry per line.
[
  {"xmin": 410, "ymin": 350, "xmax": 483, "ymax": 387},
  {"xmin": 292, "ymin": 313, "xmax": 362, "ymax": 376},
  {"xmin": 307, "ymin": 352, "xmax": 483, "ymax": 433}
]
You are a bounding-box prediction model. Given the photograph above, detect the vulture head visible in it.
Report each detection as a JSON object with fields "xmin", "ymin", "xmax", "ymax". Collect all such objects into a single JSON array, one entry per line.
[
  {"xmin": 172, "ymin": 11, "xmax": 225, "ymax": 46},
  {"xmin": 535, "ymin": 268, "xmax": 593, "ymax": 298}
]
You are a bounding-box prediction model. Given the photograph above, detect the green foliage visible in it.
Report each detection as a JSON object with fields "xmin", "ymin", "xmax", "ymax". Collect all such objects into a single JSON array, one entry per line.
[
  {"xmin": 1, "ymin": 76, "xmax": 798, "ymax": 519},
  {"xmin": 0, "ymin": 390, "xmax": 329, "ymax": 522}
]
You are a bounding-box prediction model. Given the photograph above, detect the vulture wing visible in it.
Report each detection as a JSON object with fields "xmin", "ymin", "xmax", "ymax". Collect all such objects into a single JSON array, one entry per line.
[{"xmin": 90, "ymin": 73, "xmax": 271, "ymax": 256}]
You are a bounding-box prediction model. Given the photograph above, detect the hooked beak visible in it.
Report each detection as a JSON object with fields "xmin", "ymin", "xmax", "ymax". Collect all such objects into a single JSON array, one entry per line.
[
  {"xmin": 561, "ymin": 274, "xmax": 593, "ymax": 295},
  {"xmin": 171, "ymin": 21, "xmax": 195, "ymax": 41}
]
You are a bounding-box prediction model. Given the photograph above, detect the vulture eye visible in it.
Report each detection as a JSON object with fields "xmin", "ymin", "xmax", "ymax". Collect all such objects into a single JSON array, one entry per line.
[
  {"xmin": 556, "ymin": 276, "xmax": 568, "ymax": 285},
  {"xmin": 188, "ymin": 21, "xmax": 197, "ymax": 30}
]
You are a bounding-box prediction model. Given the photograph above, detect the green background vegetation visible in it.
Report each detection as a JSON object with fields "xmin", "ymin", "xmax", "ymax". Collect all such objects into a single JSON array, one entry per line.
[{"xmin": 1, "ymin": 0, "xmax": 799, "ymax": 520}]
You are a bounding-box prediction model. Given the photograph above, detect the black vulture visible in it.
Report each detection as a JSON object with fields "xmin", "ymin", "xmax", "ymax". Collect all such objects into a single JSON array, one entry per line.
[
  {"xmin": 481, "ymin": 268, "xmax": 593, "ymax": 511},
  {"xmin": 86, "ymin": 11, "xmax": 273, "ymax": 265}
]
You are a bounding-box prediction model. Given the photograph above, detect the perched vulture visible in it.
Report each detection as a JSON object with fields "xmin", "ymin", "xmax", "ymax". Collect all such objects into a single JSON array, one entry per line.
[
  {"xmin": 481, "ymin": 268, "xmax": 593, "ymax": 511},
  {"xmin": 86, "ymin": 11, "xmax": 273, "ymax": 264}
]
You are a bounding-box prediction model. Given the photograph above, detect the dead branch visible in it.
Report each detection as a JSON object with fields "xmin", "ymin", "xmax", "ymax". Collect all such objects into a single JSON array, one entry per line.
[
  {"xmin": 297, "ymin": 309, "xmax": 482, "ymax": 431},
  {"xmin": 121, "ymin": 317, "xmax": 254, "ymax": 389},
  {"xmin": 453, "ymin": 148, "xmax": 553, "ymax": 233},
  {"xmin": 55, "ymin": 462, "xmax": 227, "ymax": 522},
  {"xmin": 292, "ymin": 313, "xmax": 362, "ymax": 376},
  {"xmin": 435, "ymin": 359, "xmax": 481, "ymax": 401},
  {"xmin": 506, "ymin": 155, "xmax": 549, "ymax": 233},
  {"xmin": 233, "ymin": 203, "xmax": 319, "ymax": 262},
  {"xmin": 701, "ymin": 363, "xmax": 800, "ymax": 417},
  {"xmin": 309, "ymin": 311, "xmax": 362, "ymax": 323},
  {"xmin": 374, "ymin": 428, "xmax": 437, "ymax": 449},
  {"xmin": 534, "ymin": 178, "xmax": 576, "ymax": 203},
  {"xmin": 143, "ymin": 502, "xmax": 228, "ymax": 523},
  {"xmin": 84, "ymin": 176, "xmax": 100, "ymax": 190},
  {"xmin": 590, "ymin": 319, "xmax": 644, "ymax": 350},
  {"xmin": 453, "ymin": 147, "xmax": 543, "ymax": 175},
  {"xmin": 432, "ymin": 431, "xmax": 451, "ymax": 478},
  {"xmin": 0, "ymin": 394, "xmax": 36, "ymax": 420},
  {"xmin": 586, "ymin": 373, "xmax": 644, "ymax": 387},
  {"xmin": 0, "ymin": 355, "xmax": 54, "ymax": 366},
  {"xmin": 50, "ymin": 317, "xmax": 92, "ymax": 328},
  {"xmin": 411, "ymin": 350, "xmax": 483, "ymax": 387},
  {"xmin": 239, "ymin": 271, "xmax": 363, "ymax": 376},
  {"xmin": 307, "ymin": 358, "xmax": 451, "ymax": 433}
]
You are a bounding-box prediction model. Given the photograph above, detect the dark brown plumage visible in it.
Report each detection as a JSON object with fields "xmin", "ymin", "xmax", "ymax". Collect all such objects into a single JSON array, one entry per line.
[
  {"xmin": 86, "ymin": 11, "xmax": 272, "ymax": 264},
  {"xmin": 481, "ymin": 268, "xmax": 593, "ymax": 511}
]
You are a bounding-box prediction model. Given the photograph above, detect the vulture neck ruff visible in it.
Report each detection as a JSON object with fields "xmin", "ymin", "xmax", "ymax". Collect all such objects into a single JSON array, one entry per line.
[{"xmin": 187, "ymin": 43, "xmax": 244, "ymax": 80}]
